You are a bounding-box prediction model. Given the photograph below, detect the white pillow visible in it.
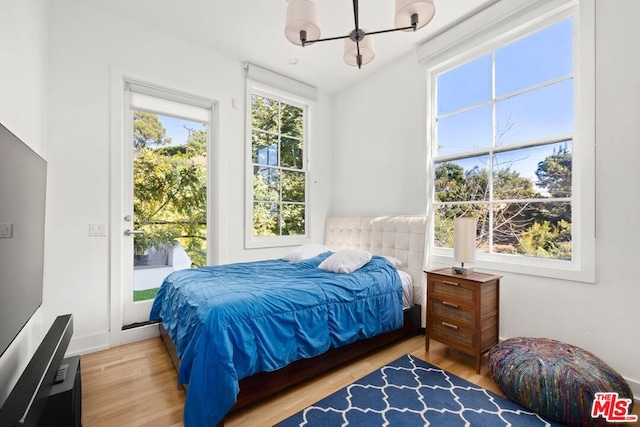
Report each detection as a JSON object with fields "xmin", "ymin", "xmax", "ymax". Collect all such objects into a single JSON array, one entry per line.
[
  {"xmin": 282, "ymin": 243, "xmax": 330, "ymax": 261},
  {"xmin": 382, "ymin": 255, "xmax": 403, "ymax": 268},
  {"xmin": 318, "ymin": 249, "xmax": 372, "ymax": 274}
]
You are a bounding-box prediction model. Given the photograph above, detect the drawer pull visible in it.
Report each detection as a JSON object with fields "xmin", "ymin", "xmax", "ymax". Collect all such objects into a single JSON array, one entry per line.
[
  {"xmin": 441, "ymin": 321, "xmax": 459, "ymax": 330},
  {"xmin": 441, "ymin": 280, "xmax": 459, "ymax": 287},
  {"xmin": 442, "ymin": 301, "xmax": 459, "ymax": 309}
]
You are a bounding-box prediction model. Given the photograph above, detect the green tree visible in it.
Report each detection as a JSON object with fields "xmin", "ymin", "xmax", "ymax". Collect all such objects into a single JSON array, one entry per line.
[
  {"xmin": 533, "ymin": 143, "xmax": 572, "ymax": 225},
  {"xmin": 517, "ymin": 220, "xmax": 572, "ymax": 260},
  {"xmin": 133, "ymin": 111, "xmax": 172, "ymax": 149},
  {"xmin": 252, "ymin": 172, "xmax": 278, "ymax": 237},
  {"xmin": 491, "ymin": 163, "xmax": 538, "ymax": 250},
  {"xmin": 183, "ymin": 127, "xmax": 207, "ymax": 158},
  {"xmin": 435, "ymin": 162, "xmax": 467, "ymax": 202},
  {"xmin": 434, "ymin": 146, "xmax": 573, "ymax": 259},
  {"xmin": 434, "ymin": 162, "xmax": 485, "ymax": 247},
  {"xmin": 132, "ymin": 112, "xmax": 207, "ymax": 267},
  {"xmin": 511, "ymin": 143, "xmax": 573, "ymax": 259},
  {"xmin": 536, "ymin": 143, "xmax": 572, "ymax": 198}
]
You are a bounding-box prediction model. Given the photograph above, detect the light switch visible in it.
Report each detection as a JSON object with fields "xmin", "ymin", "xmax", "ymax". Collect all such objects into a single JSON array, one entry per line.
[
  {"xmin": 89, "ymin": 223, "xmax": 106, "ymax": 236},
  {"xmin": 0, "ymin": 223, "xmax": 13, "ymax": 238}
]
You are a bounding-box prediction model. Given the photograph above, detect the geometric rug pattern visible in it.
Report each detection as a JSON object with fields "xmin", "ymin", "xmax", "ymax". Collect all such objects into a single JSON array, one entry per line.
[{"xmin": 275, "ymin": 354, "xmax": 562, "ymax": 427}]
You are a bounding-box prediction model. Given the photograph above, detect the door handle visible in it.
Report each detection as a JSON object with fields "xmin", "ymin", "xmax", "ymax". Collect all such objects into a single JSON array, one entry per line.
[{"xmin": 124, "ymin": 229, "xmax": 144, "ymax": 236}]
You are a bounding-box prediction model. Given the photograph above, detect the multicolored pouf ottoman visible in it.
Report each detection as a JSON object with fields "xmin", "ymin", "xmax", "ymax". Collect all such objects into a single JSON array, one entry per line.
[{"xmin": 488, "ymin": 337, "xmax": 634, "ymax": 426}]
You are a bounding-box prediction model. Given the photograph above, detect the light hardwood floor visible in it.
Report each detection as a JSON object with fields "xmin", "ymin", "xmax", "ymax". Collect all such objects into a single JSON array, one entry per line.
[{"xmin": 80, "ymin": 335, "xmax": 640, "ymax": 426}]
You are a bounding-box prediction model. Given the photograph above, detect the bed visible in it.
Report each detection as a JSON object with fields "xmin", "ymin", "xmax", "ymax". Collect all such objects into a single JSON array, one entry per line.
[{"xmin": 151, "ymin": 215, "xmax": 426, "ymax": 426}]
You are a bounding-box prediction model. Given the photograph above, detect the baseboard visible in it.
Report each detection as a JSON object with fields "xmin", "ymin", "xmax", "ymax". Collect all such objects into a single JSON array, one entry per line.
[
  {"xmin": 627, "ymin": 377, "xmax": 640, "ymax": 402},
  {"xmin": 64, "ymin": 324, "xmax": 160, "ymax": 357},
  {"xmin": 66, "ymin": 332, "xmax": 110, "ymax": 356},
  {"xmin": 118, "ymin": 323, "xmax": 159, "ymax": 345}
]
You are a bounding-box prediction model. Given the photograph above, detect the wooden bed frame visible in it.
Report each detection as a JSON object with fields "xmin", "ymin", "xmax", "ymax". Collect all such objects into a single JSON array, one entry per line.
[
  {"xmin": 159, "ymin": 305, "xmax": 421, "ymax": 412},
  {"xmin": 157, "ymin": 215, "xmax": 427, "ymax": 424}
]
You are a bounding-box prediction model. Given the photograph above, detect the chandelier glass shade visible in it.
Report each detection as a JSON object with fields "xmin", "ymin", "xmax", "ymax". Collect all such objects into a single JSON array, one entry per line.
[
  {"xmin": 284, "ymin": 0, "xmax": 435, "ymax": 68},
  {"xmin": 344, "ymin": 29, "xmax": 375, "ymax": 67},
  {"xmin": 395, "ymin": 0, "xmax": 436, "ymax": 30},
  {"xmin": 284, "ymin": 0, "xmax": 320, "ymax": 47}
]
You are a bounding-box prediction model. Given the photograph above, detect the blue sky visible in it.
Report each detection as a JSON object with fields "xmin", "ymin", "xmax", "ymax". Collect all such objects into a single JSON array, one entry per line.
[
  {"xmin": 157, "ymin": 114, "xmax": 206, "ymax": 146},
  {"xmin": 435, "ymin": 17, "xmax": 573, "ymax": 187}
]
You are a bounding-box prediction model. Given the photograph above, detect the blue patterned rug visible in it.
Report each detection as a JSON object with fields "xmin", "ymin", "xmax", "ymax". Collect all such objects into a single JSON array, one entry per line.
[{"xmin": 275, "ymin": 354, "xmax": 561, "ymax": 426}]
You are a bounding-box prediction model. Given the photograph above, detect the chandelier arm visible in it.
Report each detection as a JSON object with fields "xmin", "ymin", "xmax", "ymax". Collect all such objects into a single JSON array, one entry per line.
[
  {"xmin": 352, "ymin": 0, "xmax": 360, "ymax": 31},
  {"xmin": 305, "ymin": 25, "xmax": 414, "ymax": 46},
  {"xmin": 303, "ymin": 34, "xmax": 351, "ymax": 47},
  {"xmin": 365, "ymin": 25, "xmax": 415, "ymax": 36}
]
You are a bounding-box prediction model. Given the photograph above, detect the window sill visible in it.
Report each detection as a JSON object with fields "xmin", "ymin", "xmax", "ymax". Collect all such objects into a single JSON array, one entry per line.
[
  {"xmin": 244, "ymin": 234, "xmax": 312, "ymax": 250},
  {"xmin": 429, "ymin": 251, "xmax": 595, "ymax": 284}
]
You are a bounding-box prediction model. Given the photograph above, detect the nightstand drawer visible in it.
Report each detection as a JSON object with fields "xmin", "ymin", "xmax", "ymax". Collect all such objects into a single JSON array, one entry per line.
[
  {"xmin": 430, "ymin": 298, "xmax": 474, "ymax": 326},
  {"xmin": 431, "ymin": 278, "xmax": 475, "ymax": 303},
  {"xmin": 429, "ymin": 320, "xmax": 474, "ymax": 349}
]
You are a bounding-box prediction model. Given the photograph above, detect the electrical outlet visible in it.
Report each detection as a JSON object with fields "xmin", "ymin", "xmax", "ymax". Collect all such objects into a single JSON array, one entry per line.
[
  {"xmin": 0, "ymin": 223, "xmax": 13, "ymax": 238},
  {"xmin": 89, "ymin": 223, "xmax": 106, "ymax": 236}
]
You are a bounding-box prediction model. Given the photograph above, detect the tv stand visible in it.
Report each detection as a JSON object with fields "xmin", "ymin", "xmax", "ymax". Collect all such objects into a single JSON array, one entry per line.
[
  {"xmin": 39, "ymin": 356, "xmax": 81, "ymax": 427},
  {"xmin": 0, "ymin": 314, "xmax": 73, "ymax": 427}
]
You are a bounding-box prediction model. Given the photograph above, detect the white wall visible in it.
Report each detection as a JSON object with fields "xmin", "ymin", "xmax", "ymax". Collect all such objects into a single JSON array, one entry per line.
[
  {"xmin": 0, "ymin": 0, "xmax": 48, "ymax": 156},
  {"xmin": 40, "ymin": 0, "xmax": 333, "ymax": 354},
  {"xmin": 0, "ymin": 0, "xmax": 50, "ymax": 406},
  {"xmin": 332, "ymin": 0, "xmax": 640, "ymax": 397},
  {"xmin": 332, "ymin": 53, "xmax": 427, "ymax": 217}
]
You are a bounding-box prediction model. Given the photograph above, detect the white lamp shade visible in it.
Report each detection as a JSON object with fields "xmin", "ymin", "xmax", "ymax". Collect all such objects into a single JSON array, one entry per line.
[
  {"xmin": 394, "ymin": 0, "xmax": 436, "ymax": 31},
  {"xmin": 285, "ymin": 0, "xmax": 321, "ymax": 46},
  {"xmin": 453, "ymin": 217, "xmax": 477, "ymax": 264},
  {"xmin": 343, "ymin": 32, "xmax": 375, "ymax": 67}
]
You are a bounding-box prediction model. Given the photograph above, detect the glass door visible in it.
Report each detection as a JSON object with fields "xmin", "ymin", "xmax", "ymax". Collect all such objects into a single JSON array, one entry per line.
[{"xmin": 122, "ymin": 86, "xmax": 211, "ymax": 327}]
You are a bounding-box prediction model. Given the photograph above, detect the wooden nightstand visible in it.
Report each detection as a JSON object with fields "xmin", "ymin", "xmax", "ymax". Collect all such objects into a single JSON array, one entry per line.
[{"xmin": 425, "ymin": 268, "xmax": 501, "ymax": 373}]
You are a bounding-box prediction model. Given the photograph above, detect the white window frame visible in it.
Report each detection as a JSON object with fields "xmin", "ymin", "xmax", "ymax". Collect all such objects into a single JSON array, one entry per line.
[
  {"xmin": 421, "ymin": 0, "xmax": 595, "ymax": 282},
  {"xmin": 244, "ymin": 79, "xmax": 312, "ymax": 249}
]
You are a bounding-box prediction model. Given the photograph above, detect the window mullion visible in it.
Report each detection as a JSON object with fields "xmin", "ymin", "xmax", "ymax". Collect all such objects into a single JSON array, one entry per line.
[
  {"xmin": 488, "ymin": 50, "xmax": 497, "ymax": 254},
  {"xmin": 495, "ymin": 74, "xmax": 573, "ymax": 103},
  {"xmin": 278, "ymin": 101, "xmax": 284, "ymax": 236},
  {"xmin": 433, "ymin": 135, "xmax": 574, "ymax": 164}
]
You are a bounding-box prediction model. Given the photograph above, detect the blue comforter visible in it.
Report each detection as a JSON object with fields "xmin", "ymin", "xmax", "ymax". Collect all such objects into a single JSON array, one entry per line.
[{"xmin": 149, "ymin": 252, "xmax": 402, "ymax": 427}]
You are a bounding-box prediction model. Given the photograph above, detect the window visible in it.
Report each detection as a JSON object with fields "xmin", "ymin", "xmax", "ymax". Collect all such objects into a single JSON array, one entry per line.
[
  {"xmin": 423, "ymin": 0, "xmax": 595, "ymax": 281},
  {"xmin": 247, "ymin": 85, "xmax": 309, "ymax": 246}
]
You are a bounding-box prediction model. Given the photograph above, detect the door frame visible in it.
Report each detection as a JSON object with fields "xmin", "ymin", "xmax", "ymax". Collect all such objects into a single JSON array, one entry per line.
[{"xmin": 108, "ymin": 66, "xmax": 223, "ymax": 347}]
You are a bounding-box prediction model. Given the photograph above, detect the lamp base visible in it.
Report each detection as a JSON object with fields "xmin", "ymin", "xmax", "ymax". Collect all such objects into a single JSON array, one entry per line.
[{"xmin": 452, "ymin": 266, "xmax": 474, "ymax": 275}]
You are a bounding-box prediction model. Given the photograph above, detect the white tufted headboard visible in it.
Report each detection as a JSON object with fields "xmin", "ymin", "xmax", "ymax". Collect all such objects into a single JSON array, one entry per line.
[{"xmin": 324, "ymin": 215, "xmax": 427, "ymax": 307}]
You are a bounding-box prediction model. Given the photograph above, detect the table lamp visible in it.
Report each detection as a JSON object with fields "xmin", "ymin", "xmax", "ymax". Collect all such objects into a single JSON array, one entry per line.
[{"xmin": 452, "ymin": 216, "xmax": 477, "ymax": 275}]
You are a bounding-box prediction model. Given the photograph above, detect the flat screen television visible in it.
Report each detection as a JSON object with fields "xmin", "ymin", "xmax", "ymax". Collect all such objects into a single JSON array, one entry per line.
[{"xmin": 0, "ymin": 123, "xmax": 47, "ymax": 357}]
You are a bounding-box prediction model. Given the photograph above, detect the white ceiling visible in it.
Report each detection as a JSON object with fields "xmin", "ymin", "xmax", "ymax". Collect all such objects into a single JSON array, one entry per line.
[{"xmin": 77, "ymin": 0, "xmax": 498, "ymax": 94}]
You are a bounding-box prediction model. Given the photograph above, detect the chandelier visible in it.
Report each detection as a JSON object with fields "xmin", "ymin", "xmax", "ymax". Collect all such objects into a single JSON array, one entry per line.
[{"xmin": 285, "ymin": 0, "xmax": 436, "ymax": 68}]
